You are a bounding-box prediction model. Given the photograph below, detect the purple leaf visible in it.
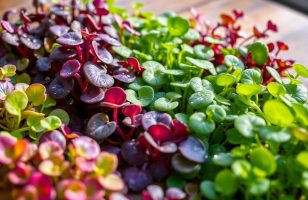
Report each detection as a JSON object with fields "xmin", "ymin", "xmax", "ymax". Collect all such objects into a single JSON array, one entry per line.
[
  {"xmin": 86, "ymin": 113, "xmax": 116, "ymax": 140},
  {"xmin": 179, "ymin": 136, "xmax": 207, "ymax": 163},
  {"xmin": 80, "ymin": 86, "xmax": 105, "ymax": 104},
  {"xmin": 83, "ymin": 61, "xmax": 114, "ymax": 88}
]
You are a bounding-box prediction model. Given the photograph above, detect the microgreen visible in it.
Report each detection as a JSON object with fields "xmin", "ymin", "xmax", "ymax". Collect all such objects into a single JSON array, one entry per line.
[{"xmin": 0, "ymin": 0, "xmax": 307, "ymax": 199}]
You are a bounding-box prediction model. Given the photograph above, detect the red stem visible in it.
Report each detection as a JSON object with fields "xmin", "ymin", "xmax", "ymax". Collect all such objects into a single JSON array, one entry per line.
[
  {"xmin": 76, "ymin": 46, "xmax": 83, "ymax": 63},
  {"xmin": 74, "ymin": 73, "xmax": 84, "ymax": 91}
]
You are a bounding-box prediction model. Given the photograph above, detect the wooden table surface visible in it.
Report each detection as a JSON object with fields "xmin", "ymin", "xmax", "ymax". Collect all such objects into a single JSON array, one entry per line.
[{"xmin": 0, "ymin": 0, "xmax": 308, "ymax": 66}]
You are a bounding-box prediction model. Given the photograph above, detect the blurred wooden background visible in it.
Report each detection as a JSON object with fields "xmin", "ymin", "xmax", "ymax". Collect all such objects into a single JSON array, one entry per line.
[{"xmin": 0, "ymin": 0, "xmax": 308, "ymax": 66}]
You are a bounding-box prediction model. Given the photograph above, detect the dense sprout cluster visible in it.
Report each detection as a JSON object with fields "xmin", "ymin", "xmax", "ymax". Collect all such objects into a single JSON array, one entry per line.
[{"xmin": 0, "ymin": 0, "xmax": 308, "ymax": 199}]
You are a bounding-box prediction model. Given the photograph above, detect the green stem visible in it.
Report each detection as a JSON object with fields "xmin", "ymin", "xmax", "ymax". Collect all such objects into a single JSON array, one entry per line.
[
  {"xmin": 12, "ymin": 127, "xmax": 30, "ymax": 133},
  {"xmin": 181, "ymin": 88, "xmax": 188, "ymax": 112}
]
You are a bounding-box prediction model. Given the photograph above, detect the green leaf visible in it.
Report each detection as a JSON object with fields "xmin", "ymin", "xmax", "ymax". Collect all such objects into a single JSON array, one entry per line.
[
  {"xmin": 189, "ymin": 112, "xmax": 215, "ymax": 136},
  {"xmin": 214, "ymin": 169, "xmax": 237, "ymax": 196},
  {"xmin": 247, "ymin": 42, "xmax": 269, "ymax": 65},
  {"xmin": 154, "ymin": 97, "xmax": 178, "ymax": 111},
  {"xmin": 162, "ymin": 69, "xmax": 184, "ymax": 76},
  {"xmin": 142, "ymin": 61, "xmax": 168, "ymax": 87},
  {"xmin": 248, "ymin": 178, "xmax": 270, "ymax": 195},
  {"xmin": 112, "ymin": 45, "xmax": 133, "ymax": 58},
  {"xmin": 166, "ymin": 92, "xmax": 182, "ymax": 101},
  {"xmin": 128, "ymin": 77, "xmax": 146, "ymax": 91},
  {"xmin": 293, "ymin": 63, "xmax": 308, "ymax": 78},
  {"xmin": 25, "ymin": 83, "xmax": 46, "ymax": 106},
  {"xmin": 266, "ymin": 67, "xmax": 282, "ymax": 83},
  {"xmin": 216, "ymin": 73, "xmax": 236, "ymax": 87},
  {"xmin": 167, "ymin": 16, "xmax": 189, "ymax": 36},
  {"xmin": 235, "ymin": 114, "xmax": 266, "ymax": 138},
  {"xmin": 291, "ymin": 103, "xmax": 308, "ymax": 126},
  {"xmin": 231, "ymin": 160, "xmax": 251, "ymax": 179},
  {"xmin": 267, "ymin": 82, "xmax": 286, "ymax": 97},
  {"xmin": 213, "ymin": 152, "xmax": 234, "ymax": 166},
  {"xmin": 186, "ymin": 57, "xmax": 216, "ymax": 74},
  {"xmin": 206, "ymin": 105, "xmax": 226, "ymax": 122},
  {"xmin": 200, "ymin": 181, "xmax": 218, "ymax": 200},
  {"xmin": 241, "ymin": 69, "xmax": 263, "ymax": 84},
  {"xmin": 126, "ymin": 86, "xmax": 154, "ymax": 107},
  {"xmin": 49, "ymin": 109, "xmax": 70, "ymax": 125},
  {"xmin": 43, "ymin": 96, "xmax": 56, "ymax": 108},
  {"xmin": 40, "ymin": 116, "xmax": 62, "ymax": 131},
  {"xmin": 236, "ymin": 83, "xmax": 262, "ymax": 96},
  {"xmin": 190, "ymin": 77, "xmax": 203, "ymax": 92},
  {"xmin": 175, "ymin": 113, "xmax": 189, "ymax": 126},
  {"xmin": 263, "ymin": 99, "xmax": 294, "ymax": 126},
  {"xmin": 296, "ymin": 151, "xmax": 308, "ymax": 169},
  {"xmin": 250, "ymin": 147, "xmax": 277, "ymax": 175},
  {"xmin": 166, "ymin": 175, "xmax": 186, "ymax": 189},
  {"xmin": 0, "ymin": 64, "xmax": 16, "ymax": 79},
  {"xmin": 27, "ymin": 115, "xmax": 45, "ymax": 132},
  {"xmin": 259, "ymin": 126, "xmax": 291, "ymax": 143},
  {"xmin": 224, "ymin": 55, "xmax": 244, "ymax": 70},
  {"xmin": 227, "ymin": 128, "xmax": 253, "ymax": 145},
  {"xmin": 189, "ymin": 90, "xmax": 214, "ymax": 109},
  {"xmin": 5, "ymin": 90, "xmax": 28, "ymax": 116},
  {"xmin": 284, "ymin": 84, "xmax": 307, "ymax": 103},
  {"xmin": 194, "ymin": 45, "xmax": 214, "ymax": 60},
  {"xmin": 183, "ymin": 29, "xmax": 200, "ymax": 41},
  {"xmin": 17, "ymin": 58, "xmax": 29, "ymax": 71}
]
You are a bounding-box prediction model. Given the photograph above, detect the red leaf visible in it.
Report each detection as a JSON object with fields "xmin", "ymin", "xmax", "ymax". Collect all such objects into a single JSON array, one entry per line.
[
  {"xmin": 267, "ymin": 43, "xmax": 275, "ymax": 52},
  {"xmin": 277, "ymin": 41, "xmax": 289, "ymax": 51},
  {"xmin": 170, "ymin": 120, "xmax": 188, "ymax": 143},
  {"xmin": 267, "ymin": 20, "xmax": 278, "ymax": 32},
  {"xmin": 104, "ymin": 87, "xmax": 126, "ymax": 105},
  {"xmin": 148, "ymin": 124, "xmax": 171, "ymax": 143},
  {"xmin": 233, "ymin": 9, "xmax": 244, "ymax": 19},
  {"xmin": 122, "ymin": 104, "xmax": 142, "ymax": 118},
  {"xmin": 220, "ymin": 14, "xmax": 235, "ymax": 26}
]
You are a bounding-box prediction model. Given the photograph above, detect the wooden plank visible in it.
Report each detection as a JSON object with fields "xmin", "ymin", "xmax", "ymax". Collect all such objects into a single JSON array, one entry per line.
[{"xmin": 115, "ymin": 0, "xmax": 206, "ymax": 14}]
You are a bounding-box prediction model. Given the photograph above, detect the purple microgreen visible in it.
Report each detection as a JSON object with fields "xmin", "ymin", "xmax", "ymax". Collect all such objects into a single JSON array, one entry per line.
[
  {"xmin": 0, "ymin": 80, "xmax": 14, "ymax": 100},
  {"xmin": 48, "ymin": 75, "xmax": 74, "ymax": 99},
  {"xmin": 86, "ymin": 113, "xmax": 116, "ymax": 140},
  {"xmin": 91, "ymin": 40, "xmax": 113, "ymax": 64},
  {"xmin": 171, "ymin": 153, "xmax": 200, "ymax": 174},
  {"xmin": 49, "ymin": 25, "xmax": 70, "ymax": 37},
  {"xmin": 36, "ymin": 57, "xmax": 51, "ymax": 72},
  {"xmin": 39, "ymin": 130, "xmax": 67, "ymax": 149},
  {"xmin": 80, "ymin": 85, "xmax": 105, "ymax": 104},
  {"xmin": 0, "ymin": 20, "xmax": 15, "ymax": 33},
  {"xmin": 57, "ymin": 32, "xmax": 84, "ymax": 47},
  {"xmin": 144, "ymin": 131, "xmax": 177, "ymax": 154},
  {"xmin": 121, "ymin": 140, "xmax": 148, "ymax": 166},
  {"xmin": 179, "ymin": 136, "xmax": 207, "ymax": 163},
  {"xmin": 113, "ymin": 68, "xmax": 136, "ymax": 83},
  {"xmin": 20, "ymin": 34, "xmax": 42, "ymax": 50},
  {"xmin": 50, "ymin": 46, "xmax": 77, "ymax": 61},
  {"xmin": 97, "ymin": 33, "xmax": 121, "ymax": 46},
  {"xmin": 1, "ymin": 31, "xmax": 20, "ymax": 46},
  {"xmin": 166, "ymin": 187, "xmax": 186, "ymax": 200},
  {"xmin": 83, "ymin": 61, "xmax": 114, "ymax": 88},
  {"xmin": 142, "ymin": 111, "xmax": 172, "ymax": 130},
  {"xmin": 50, "ymin": 5, "xmax": 70, "ymax": 17},
  {"xmin": 124, "ymin": 167, "xmax": 153, "ymax": 192}
]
